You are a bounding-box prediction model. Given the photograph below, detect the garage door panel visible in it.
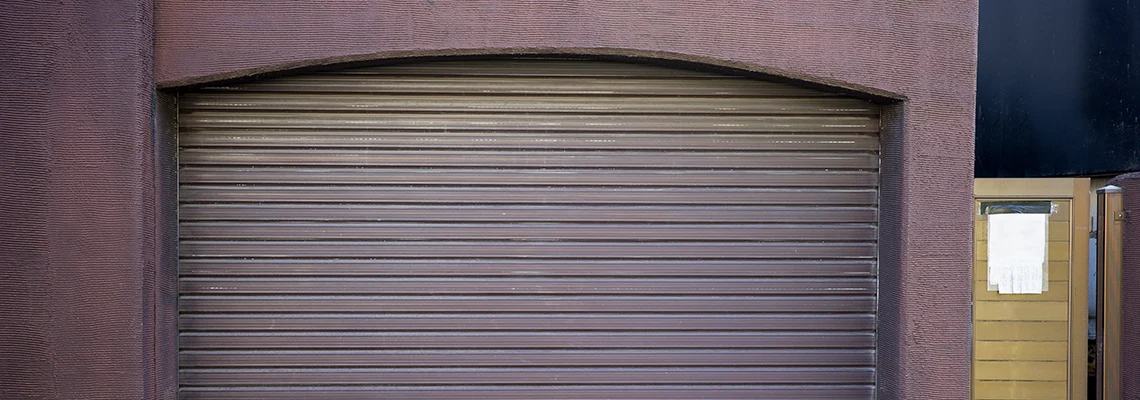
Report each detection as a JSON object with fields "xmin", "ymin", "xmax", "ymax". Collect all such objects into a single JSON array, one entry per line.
[
  {"xmin": 179, "ymin": 313, "xmax": 877, "ymax": 331},
  {"xmin": 177, "ymin": 59, "xmax": 879, "ymax": 398},
  {"xmin": 178, "ymin": 167, "xmax": 879, "ymax": 187},
  {"xmin": 179, "ymin": 186, "xmax": 879, "ymax": 205},
  {"xmin": 180, "ymin": 111, "xmax": 879, "ymax": 133},
  {"xmin": 178, "ymin": 295, "xmax": 877, "ymax": 313},
  {"xmin": 180, "ymin": 366, "xmax": 875, "ymax": 386},
  {"xmin": 179, "ymin": 259, "xmax": 878, "ymax": 278},
  {"xmin": 179, "ymin": 349, "xmax": 875, "ymax": 368},
  {"xmin": 179, "ymin": 131, "xmax": 881, "ymax": 151},
  {"xmin": 179, "ymin": 222, "xmax": 878, "ymax": 241},
  {"xmin": 179, "ymin": 149, "xmax": 879, "ymax": 170},
  {"xmin": 180, "ymin": 93, "xmax": 879, "ymax": 115},
  {"xmin": 179, "ymin": 332, "xmax": 877, "ymax": 350},
  {"xmin": 179, "ymin": 205, "xmax": 879, "ymax": 223},
  {"xmin": 179, "ymin": 277, "xmax": 877, "ymax": 295},
  {"xmin": 177, "ymin": 386, "xmax": 876, "ymax": 400},
  {"xmin": 180, "ymin": 241, "xmax": 877, "ymax": 259}
]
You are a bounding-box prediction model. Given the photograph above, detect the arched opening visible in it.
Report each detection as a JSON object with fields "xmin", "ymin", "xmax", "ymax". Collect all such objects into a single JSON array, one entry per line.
[{"xmin": 176, "ymin": 57, "xmax": 883, "ymax": 399}]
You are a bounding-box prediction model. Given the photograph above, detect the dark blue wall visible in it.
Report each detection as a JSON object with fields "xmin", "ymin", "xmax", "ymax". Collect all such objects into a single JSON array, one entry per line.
[{"xmin": 977, "ymin": 0, "xmax": 1140, "ymax": 177}]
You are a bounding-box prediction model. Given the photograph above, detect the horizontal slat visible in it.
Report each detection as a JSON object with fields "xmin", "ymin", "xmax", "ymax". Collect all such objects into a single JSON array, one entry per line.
[
  {"xmin": 178, "ymin": 296, "xmax": 876, "ymax": 313},
  {"xmin": 179, "ymin": 222, "xmax": 878, "ymax": 241},
  {"xmin": 178, "ymin": 385, "xmax": 876, "ymax": 400},
  {"xmin": 180, "ymin": 278, "xmax": 876, "ymax": 295},
  {"xmin": 179, "ymin": 241, "xmax": 877, "ymax": 259},
  {"xmin": 178, "ymin": 168, "xmax": 879, "ymax": 187},
  {"xmin": 179, "ymin": 205, "xmax": 879, "ymax": 223},
  {"xmin": 179, "ymin": 112, "xmax": 878, "ymax": 133},
  {"xmin": 973, "ymin": 361, "xmax": 1068, "ymax": 381},
  {"xmin": 198, "ymin": 76, "xmax": 839, "ymax": 97},
  {"xmin": 178, "ymin": 131, "xmax": 880, "ymax": 151},
  {"xmin": 180, "ymin": 349, "xmax": 874, "ymax": 368},
  {"xmin": 973, "ymin": 321, "xmax": 1069, "ymax": 341},
  {"xmin": 179, "ymin": 367, "xmax": 875, "ymax": 386},
  {"xmin": 323, "ymin": 60, "xmax": 742, "ymax": 77},
  {"xmin": 179, "ymin": 259, "xmax": 877, "ymax": 278},
  {"xmin": 180, "ymin": 94, "xmax": 877, "ymax": 115},
  {"xmin": 974, "ymin": 341, "xmax": 1068, "ymax": 361},
  {"xmin": 179, "ymin": 149, "xmax": 878, "ymax": 169},
  {"xmin": 178, "ymin": 314, "xmax": 876, "ymax": 331},
  {"xmin": 974, "ymin": 301, "xmax": 1068, "ymax": 321},
  {"xmin": 972, "ymin": 380, "xmax": 1067, "ymax": 400},
  {"xmin": 179, "ymin": 186, "xmax": 879, "ymax": 205},
  {"xmin": 179, "ymin": 332, "xmax": 876, "ymax": 349}
]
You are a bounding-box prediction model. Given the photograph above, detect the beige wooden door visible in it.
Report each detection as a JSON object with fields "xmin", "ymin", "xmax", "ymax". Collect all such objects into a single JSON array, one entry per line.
[{"xmin": 973, "ymin": 178, "xmax": 1090, "ymax": 400}]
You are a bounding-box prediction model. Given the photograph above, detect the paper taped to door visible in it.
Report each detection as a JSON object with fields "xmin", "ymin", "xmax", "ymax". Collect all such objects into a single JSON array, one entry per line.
[{"xmin": 987, "ymin": 213, "xmax": 1049, "ymax": 294}]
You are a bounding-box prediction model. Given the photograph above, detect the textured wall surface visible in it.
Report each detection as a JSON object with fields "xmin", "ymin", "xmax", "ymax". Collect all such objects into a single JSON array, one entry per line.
[
  {"xmin": 156, "ymin": 2, "xmax": 978, "ymax": 398},
  {"xmin": 0, "ymin": 1, "xmax": 977, "ymax": 398},
  {"xmin": 0, "ymin": 0, "xmax": 157, "ymax": 399},
  {"xmin": 1108, "ymin": 172, "xmax": 1140, "ymax": 398}
]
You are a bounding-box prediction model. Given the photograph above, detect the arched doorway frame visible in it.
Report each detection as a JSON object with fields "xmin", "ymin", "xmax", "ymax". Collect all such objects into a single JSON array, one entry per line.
[{"xmin": 155, "ymin": 49, "xmax": 945, "ymax": 400}]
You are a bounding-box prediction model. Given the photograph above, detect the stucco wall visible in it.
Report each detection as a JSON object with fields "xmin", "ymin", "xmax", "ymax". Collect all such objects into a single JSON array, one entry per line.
[
  {"xmin": 0, "ymin": 1, "xmax": 978, "ymax": 398},
  {"xmin": 155, "ymin": 2, "xmax": 978, "ymax": 398},
  {"xmin": 0, "ymin": 0, "xmax": 157, "ymax": 399}
]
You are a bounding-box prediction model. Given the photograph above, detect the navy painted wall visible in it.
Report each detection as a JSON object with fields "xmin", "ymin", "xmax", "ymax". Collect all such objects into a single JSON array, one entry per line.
[{"xmin": 977, "ymin": 0, "xmax": 1140, "ymax": 177}]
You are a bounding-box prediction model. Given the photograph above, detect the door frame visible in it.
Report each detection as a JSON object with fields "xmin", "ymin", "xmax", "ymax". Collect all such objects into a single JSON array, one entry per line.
[{"xmin": 973, "ymin": 178, "xmax": 1090, "ymax": 399}]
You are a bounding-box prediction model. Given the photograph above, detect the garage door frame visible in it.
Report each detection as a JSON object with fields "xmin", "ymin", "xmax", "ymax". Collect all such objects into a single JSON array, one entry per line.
[{"xmin": 155, "ymin": 53, "xmax": 921, "ymax": 400}]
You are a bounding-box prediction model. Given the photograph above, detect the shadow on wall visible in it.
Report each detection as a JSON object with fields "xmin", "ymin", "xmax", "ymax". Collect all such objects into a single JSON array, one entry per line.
[{"xmin": 976, "ymin": 0, "xmax": 1140, "ymax": 177}]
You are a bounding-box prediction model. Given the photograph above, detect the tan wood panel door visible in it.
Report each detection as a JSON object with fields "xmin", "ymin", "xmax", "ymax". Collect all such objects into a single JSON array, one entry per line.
[{"xmin": 973, "ymin": 178, "xmax": 1090, "ymax": 400}]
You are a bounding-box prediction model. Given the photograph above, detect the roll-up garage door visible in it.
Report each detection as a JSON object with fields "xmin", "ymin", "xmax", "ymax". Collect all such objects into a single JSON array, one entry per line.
[{"xmin": 177, "ymin": 59, "xmax": 880, "ymax": 399}]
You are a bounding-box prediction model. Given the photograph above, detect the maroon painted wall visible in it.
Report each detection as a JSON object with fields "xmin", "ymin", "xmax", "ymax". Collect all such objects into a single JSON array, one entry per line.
[
  {"xmin": 0, "ymin": 0, "xmax": 160, "ymax": 399},
  {"xmin": 155, "ymin": 1, "xmax": 979, "ymax": 398},
  {"xmin": 0, "ymin": 1, "xmax": 978, "ymax": 398},
  {"xmin": 1108, "ymin": 172, "xmax": 1140, "ymax": 398}
]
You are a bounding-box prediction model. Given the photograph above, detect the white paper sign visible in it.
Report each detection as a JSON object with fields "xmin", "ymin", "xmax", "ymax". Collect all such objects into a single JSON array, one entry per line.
[{"xmin": 987, "ymin": 213, "xmax": 1049, "ymax": 294}]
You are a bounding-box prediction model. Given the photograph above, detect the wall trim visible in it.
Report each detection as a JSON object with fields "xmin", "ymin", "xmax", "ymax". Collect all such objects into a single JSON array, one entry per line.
[{"xmin": 156, "ymin": 47, "xmax": 905, "ymax": 102}]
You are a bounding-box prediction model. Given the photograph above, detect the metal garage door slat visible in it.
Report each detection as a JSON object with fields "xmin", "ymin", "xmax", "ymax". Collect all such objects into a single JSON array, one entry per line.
[
  {"xmin": 178, "ymin": 167, "xmax": 879, "ymax": 187},
  {"xmin": 178, "ymin": 259, "xmax": 877, "ymax": 277},
  {"xmin": 180, "ymin": 93, "xmax": 877, "ymax": 114},
  {"xmin": 177, "ymin": 386, "xmax": 875, "ymax": 400},
  {"xmin": 179, "ymin": 186, "xmax": 879, "ymax": 205},
  {"xmin": 178, "ymin": 222, "xmax": 877, "ymax": 241},
  {"xmin": 178, "ymin": 204, "xmax": 879, "ymax": 223},
  {"xmin": 179, "ymin": 240, "xmax": 877, "ymax": 258},
  {"xmin": 178, "ymin": 349, "xmax": 875, "ymax": 368},
  {"xmin": 178, "ymin": 131, "xmax": 880, "ymax": 151},
  {"xmin": 177, "ymin": 59, "xmax": 879, "ymax": 399},
  {"xmin": 179, "ymin": 277, "xmax": 876, "ymax": 295},
  {"xmin": 178, "ymin": 313, "xmax": 877, "ymax": 331},
  {"xmin": 179, "ymin": 111, "xmax": 878, "ymax": 132},
  {"xmin": 178, "ymin": 331, "xmax": 877, "ymax": 349},
  {"xmin": 177, "ymin": 295, "xmax": 877, "ymax": 313},
  {"xmin": 180, "ymin": 367, "xmax": 875, "ymax": 385},
  {"xmin": 179, "ymin": 149, "xmax": 879, "ymax": 169}
]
